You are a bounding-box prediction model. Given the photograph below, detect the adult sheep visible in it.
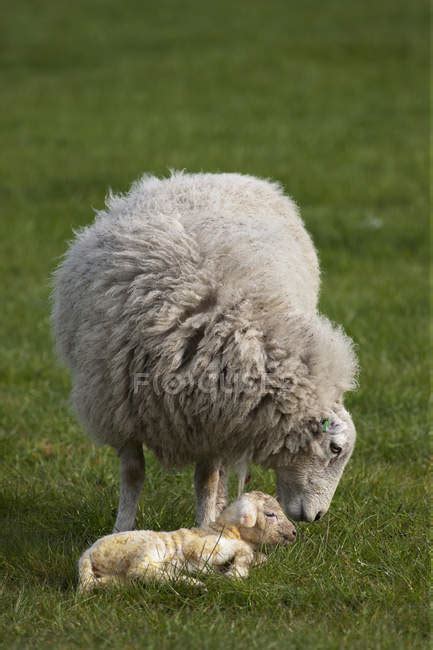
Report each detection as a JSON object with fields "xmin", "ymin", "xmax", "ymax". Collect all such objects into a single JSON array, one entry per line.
[{"xmin": 52, "ymin": 172, "xmax": 358, "ymax": 532}]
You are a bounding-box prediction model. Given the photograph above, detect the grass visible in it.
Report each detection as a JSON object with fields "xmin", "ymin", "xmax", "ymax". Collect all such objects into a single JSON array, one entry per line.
[{"xmin": 0, "ymin": 0, "xmax": 429, "ymax": 647}]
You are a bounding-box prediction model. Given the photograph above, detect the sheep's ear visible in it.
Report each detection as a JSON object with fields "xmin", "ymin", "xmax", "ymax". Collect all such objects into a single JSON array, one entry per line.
[
  {"xmin": 237, "ymin": 499, "xmax": 257, "ymax": 527},
  {"xmin": 306, "ymin": 316, "xmax": 359, "ymax": 405}
]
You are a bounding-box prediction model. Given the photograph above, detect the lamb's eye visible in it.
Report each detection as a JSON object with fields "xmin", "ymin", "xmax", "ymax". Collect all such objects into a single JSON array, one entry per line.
[
  {"xmin": 265, "ymin": 512, "xmax": 277, "ymax": 519},
  {"xmin": 330, "ymin": 442, "xmax": 342, "ymax": 456}
]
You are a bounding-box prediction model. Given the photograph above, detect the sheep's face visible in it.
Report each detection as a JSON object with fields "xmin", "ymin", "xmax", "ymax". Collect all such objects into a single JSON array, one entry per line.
[
  {"xmin": 219, "ymin": 491, "xmax": 297, "ymax": 546},
  {"xmin": 276, "ymin": 405, "xmax": 356, "ymax": 522}
]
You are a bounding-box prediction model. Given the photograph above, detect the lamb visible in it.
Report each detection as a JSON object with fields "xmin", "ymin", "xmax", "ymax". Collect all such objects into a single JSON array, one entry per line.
[
  {"xmin": 52, "ymin": 171, "xmax": 358, "ymax": 530},
  {"xmin": 78, "ymin": 491, "xmax": 296, "ymax": 593}
]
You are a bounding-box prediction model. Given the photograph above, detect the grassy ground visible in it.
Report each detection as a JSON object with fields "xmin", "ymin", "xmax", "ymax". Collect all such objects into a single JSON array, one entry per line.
[{"xmin": 0, "ymin": 1, "xmax": 429, "ymax": 648}]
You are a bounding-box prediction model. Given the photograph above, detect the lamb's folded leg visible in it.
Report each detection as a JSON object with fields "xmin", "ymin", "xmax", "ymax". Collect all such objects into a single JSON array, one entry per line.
[
  {"xmin": 77, "ymin": 550, "xmax": 97, "ymax": 594},
  {"xmin": 166, "ymin": 573, "xmax": 205, "ymax": 588},
  {"xmin": 113, "ymin": 441, "xmax": 145, "ymax": 532},
  {"xmin": 130, "ymin": 563, "xmax": 205, "ymax": 589},
  {"xmin": 253, "ymin": 552, "xmax": 267, "ymax": 567},
  {"xmin": 194, "ymin": 460, "xmax": 220, "ymax": 526},
  {"xmin": 92, "ymin": 574, "xmax": 126, "ymax": 590},
  {"xmin": 224, "ymin": 545, "xmax": 255, "ymax": 579}
]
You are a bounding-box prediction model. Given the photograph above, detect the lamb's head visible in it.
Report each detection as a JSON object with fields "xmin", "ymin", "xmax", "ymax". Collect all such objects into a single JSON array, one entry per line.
[
  {"xmin": 217, "ymin": 491, "xmax": 296, "ymax": 546},
  {"xmin": 274, "ymin": 404, "xmax": 356, "ymax": 522}
]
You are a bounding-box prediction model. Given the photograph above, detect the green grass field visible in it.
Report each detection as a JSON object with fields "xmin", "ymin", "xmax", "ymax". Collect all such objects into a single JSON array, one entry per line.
[{"xmin": 0, "ymin": 1, "xmax": 429, "ymax": 648}]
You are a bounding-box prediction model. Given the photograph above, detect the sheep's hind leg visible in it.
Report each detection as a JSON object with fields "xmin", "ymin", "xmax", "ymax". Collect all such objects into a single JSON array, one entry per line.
[
  {"xmin": 113, "ymin": 441, "xmax": 145, "ymax": 532},
  {"xmin": 194, "ymin": 460, "xmax": 221, "ymax": 526}
]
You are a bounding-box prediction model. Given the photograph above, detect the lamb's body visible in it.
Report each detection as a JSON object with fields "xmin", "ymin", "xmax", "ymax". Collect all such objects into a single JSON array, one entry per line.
[
  {"xmin": 79, "ymin": 526, "xmax": 249, "ymax": 592},
  {"xmin": 53, "ymin": 172, "xmax": 357, "ymax": 529},
  {"xmin": 78, "ymin": 491, "xmax": 296, "ymax": 592}
]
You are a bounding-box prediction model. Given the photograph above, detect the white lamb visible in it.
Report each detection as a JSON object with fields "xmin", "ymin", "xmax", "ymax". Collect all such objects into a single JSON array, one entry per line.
[{"xmin": 78, "ymin": 491, "xmax": 296, "ymax": 593}]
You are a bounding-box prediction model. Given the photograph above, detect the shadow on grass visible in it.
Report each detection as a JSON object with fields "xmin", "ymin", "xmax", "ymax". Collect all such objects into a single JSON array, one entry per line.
[{"xmin": 0, "ymin": 488, "xmax": 117, "ymax": 591}]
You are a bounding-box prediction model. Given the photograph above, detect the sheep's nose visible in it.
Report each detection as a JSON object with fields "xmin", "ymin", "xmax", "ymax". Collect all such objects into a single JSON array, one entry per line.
[{"xmin": 314, "ymin": 511, "xmax": 323, "ymax": 521}]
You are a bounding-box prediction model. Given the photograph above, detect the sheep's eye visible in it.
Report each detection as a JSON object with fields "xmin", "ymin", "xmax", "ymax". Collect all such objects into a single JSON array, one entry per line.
[
  {"xmin": 265, "ymin": 512, "xmax": 277, "ymax": 519},
  {"xmin": 330, "ymin": 442, "xmax": 342, "ymax": 456}
]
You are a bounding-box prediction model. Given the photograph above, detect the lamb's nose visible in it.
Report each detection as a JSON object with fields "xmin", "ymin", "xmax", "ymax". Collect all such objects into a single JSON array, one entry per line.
[
  {"xmin": 314, "ymin": 511, "xmax": 323, "ymax": 521},
  {"xmin": 283, "ymin": 528, "xmax": 296, "ymax": 542}
]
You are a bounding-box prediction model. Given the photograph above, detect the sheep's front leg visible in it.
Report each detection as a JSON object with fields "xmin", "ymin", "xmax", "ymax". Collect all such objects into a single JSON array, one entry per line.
[
  {"xmin": 215, "ymin": 465, "xmax": 228, "ymax": 517},
  {"xmin": 194, "ymin": 460, "xmax": 221, "ymax": 526},
  {"xmin": 113, "ymin": 441, "xmax": 145, "ymax": 532},
  {"xmin": 225, "ymin": 545, "xmax": 255, "ymax": 579}
]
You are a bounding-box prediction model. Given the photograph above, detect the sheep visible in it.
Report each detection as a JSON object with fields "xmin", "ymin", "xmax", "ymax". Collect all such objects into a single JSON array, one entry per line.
[
  {"xmin": 52, "ymin": 171, "xmax": 358, "ymax": 530},
  {"xmin": 78, "ymin": 491, "xmax": 296, "ymax": 593}
]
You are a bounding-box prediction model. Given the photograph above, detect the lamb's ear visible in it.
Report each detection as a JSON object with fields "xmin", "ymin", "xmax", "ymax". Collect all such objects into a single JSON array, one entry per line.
[
  {"xmin": 220, "ymin": 496, "xmax": 257, "ymax": 528},
  {"xmin": 237, "ymin": 498, "xmax": 257, "ymax": 527}
]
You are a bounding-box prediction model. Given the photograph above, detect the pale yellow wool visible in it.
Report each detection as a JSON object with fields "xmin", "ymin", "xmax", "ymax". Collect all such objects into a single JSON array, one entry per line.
[{"xmin": 78, "ymin": 491, "xmax": 296, "ymax": 592}]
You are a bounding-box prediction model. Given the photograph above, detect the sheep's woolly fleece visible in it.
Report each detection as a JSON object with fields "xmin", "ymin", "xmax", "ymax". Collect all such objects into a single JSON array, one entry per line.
[{"xmin": 52, "ymin": 172, "xmax": 358, "ymax": 468}]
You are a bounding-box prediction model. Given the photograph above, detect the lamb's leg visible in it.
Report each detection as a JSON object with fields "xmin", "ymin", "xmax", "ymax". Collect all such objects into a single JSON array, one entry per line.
[
  {"xmin": 77, "ymin": 551, "xmax": 126, "ymax": 593},
  {"xmin": 253, "ymin": 552, "xmax": 267, "ymax": 567},
  {"xmin": 88, "ymin": 574, "xmax": 126, "ymax": 591},
  {"xmin": 113, "ymin": 441, "xmax": 145, "ymax": 532},
  {"xmin": 194, "ymin": 460, "xmax": 220, "ymax": 526},
  {"xmin": 172, "ymin": 575, "xmax": 205, "ymax": 589},
  {"xmin": 130, "ymin": 563, "xmax": 205, "ymax": 589},
  {"xmin": 215, "ymin": 465, "xmax": 228, "ymax": 516},
  {"xmin": 225, "ymin": 545, "xmax": 255, "ymax": 579},
  {"xmin": 77, "ymin": 551, "xmax": 98, "ymax": 594}
]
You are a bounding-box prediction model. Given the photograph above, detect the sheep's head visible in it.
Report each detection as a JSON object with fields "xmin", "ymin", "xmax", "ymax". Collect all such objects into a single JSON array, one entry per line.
[
  {"xmin": 217, "ymin": 491, "xmax": 296, "ymax": 546},
  {"xmin": 274, "ymin": 404, "xmax": 356, "ymax": 522},
  {"xmin": 261, "ymin": 313, "xmax": 358, "ymax": 523}
]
